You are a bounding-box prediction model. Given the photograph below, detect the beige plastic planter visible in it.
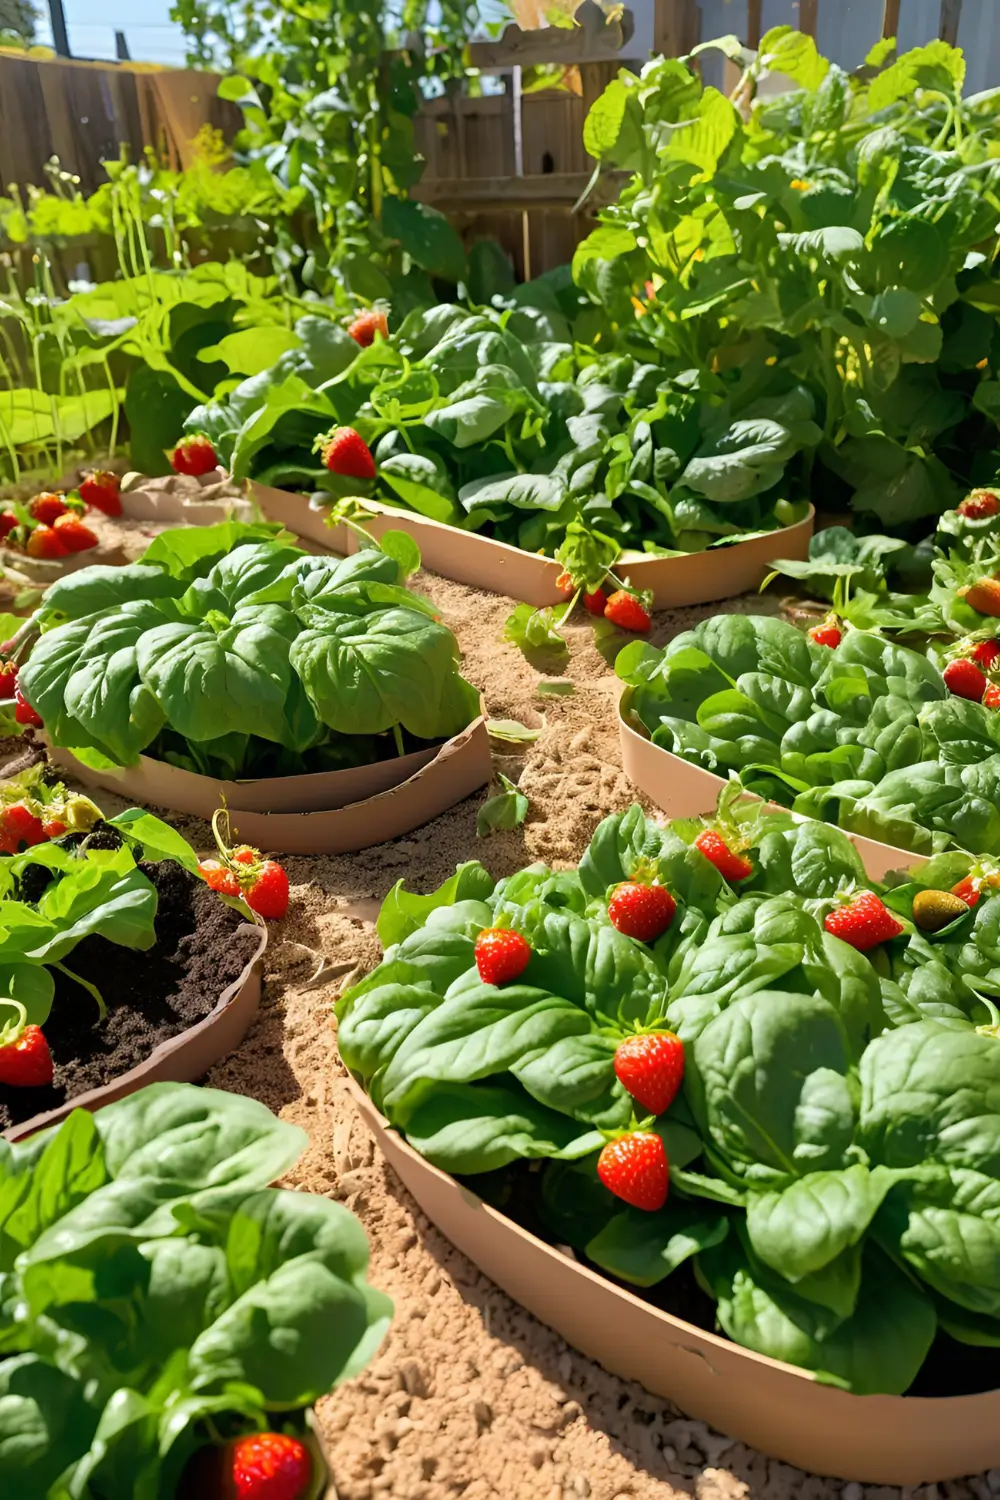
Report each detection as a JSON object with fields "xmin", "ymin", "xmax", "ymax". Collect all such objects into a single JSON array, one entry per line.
[
  {"xmin": 120, "ymin": 469, "xmax": 254, "ymax": 525},
  {"xmin": 249, "ymin": 482, "xmax": 814, "ymax": 610},
  {"xmin": 6, "ymin": 924, "xmax": 266, "ymax": 1143},
  {"xmin": 50, "ymin": 716, "xmax": 491, "ymax": 855},
  {"xmin": 345, "ymin": 1075, "xmax": 1000, "ymax": 1486},
  {"xmin": 618, "ymin": 690, "xmax": 924, "ymax": 882}
]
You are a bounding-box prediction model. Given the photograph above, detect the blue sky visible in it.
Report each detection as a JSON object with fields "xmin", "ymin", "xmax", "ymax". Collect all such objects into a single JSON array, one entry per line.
[{"xmin": 33, "ymin": 0, "xmax": 189, "ymax": 65}]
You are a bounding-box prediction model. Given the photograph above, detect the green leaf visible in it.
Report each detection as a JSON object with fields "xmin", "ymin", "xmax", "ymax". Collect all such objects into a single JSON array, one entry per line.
[
  {"xmin": 665, "ymin": 88, "xmax": 738, "ymax": 176},
  {"xmin": 586, "ymin": 1200, "xmax": 729, "ymax": 1287},
  {"xmin": 502, "ymin": 604, "xmax": 568, "ymax": 661},
  {"xmin": 485, "ymin": 718, "xmax": 541, "ymax": 743},
  {"xmin": 476, "ymin": 774, "xmax": 529, "ymax": 837},
  {"xmin": 382, "ymin": 198, "xmax": 468, "ymax": 284},
  {"xmin": 758, "ymin": 27, "xmax": 829, "ymax": 90},
  {"xmin": 376, "ymin": 862, "xmax": 495, "ymax": 949},
  {"xmin": 197, "ymin": 326, "xmax": 301, "ymax": 377},
  {"xmin": 867, "ymin": 40, "xmax": 965, "ymax": 113}
]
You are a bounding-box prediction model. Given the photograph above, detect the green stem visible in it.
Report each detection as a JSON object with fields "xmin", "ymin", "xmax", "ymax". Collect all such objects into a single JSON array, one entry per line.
[
  {"xmin": 392, "ymin": 723, "xmax": 405, "ymax": 756},
  {"xmin": 53, "ymin": 962, "xmax": 107, "ymax": 1021}
]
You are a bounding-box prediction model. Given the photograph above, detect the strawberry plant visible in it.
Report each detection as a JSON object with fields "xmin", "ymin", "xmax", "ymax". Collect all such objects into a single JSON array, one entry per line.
[
  {"xmin": 337, "ymin": 796, "xmax": 1000, "ymax": 1394},
  {"xmin": 617, "ymin": 612, "xmax": 1000, "ymax": 858},
  {"xmin": 0, "ymin": 1081, "xmax": 391, "ymax": 1497},
  {"xmin": 13, "ymin": 521, "xmax": 480, "ymax": 779}
]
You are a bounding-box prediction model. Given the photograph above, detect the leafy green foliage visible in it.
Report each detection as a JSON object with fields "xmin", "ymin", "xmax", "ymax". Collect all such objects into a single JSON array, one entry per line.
[
  {"xmin": 19, "ymin": 523, "xmax": 480, "ymax": 778},
  {"xmin": 619, "ymin": 614, "xmax": 1000, "ymax": 857},
  {"xmin": 476, "ymin": 773, "xmax": 529, "ymax": 837},
  {"xmin": 340, "ymin": 797, "xmax": 1000, "ymax": 1393},
  {"xmin": 578, "ymin": 33, "xmax": 1000, "ymax": 531},
  {"xmin": 0, "ymin": 1083, "xmax": 391, "ymax": 1497}
]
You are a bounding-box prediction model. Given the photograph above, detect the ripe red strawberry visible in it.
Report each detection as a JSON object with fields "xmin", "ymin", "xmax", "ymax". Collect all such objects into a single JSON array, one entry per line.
[
  {"xmin": 26, "ymin": 525, "xmax": 68, "ymax": 560},
  {"xmin": 971, "ymin": 639, "xmax": 1000, "ymax": 669},
  {"xmin": 29, "ymin": 492, "xmax": 68, "ymax": 525},
  {"xmin": 959, "ymin": 491, "xmax": 1000, "ymax": 520},
  {"xmin": 52, "ymin": 514, "xmax": 98, "ymax": 553},
  {"xmin": 0, "ymin": 662, "xmax": 17, "ymax": 700},
  {"xmin": 198, "ymin": 857, "xmax": 240, "ymax": 896},
  {"xmin": 171, "ymin": 434, "xmax": 218, "ymax": 477},
  {"xmin": 604, "ymin": 589, "xmax": 651, "ymax": 633},
  {"xmin": 952, "ymin": 874, "xmax": 983, "ymax": 907},
  {"xmin": 597, "ymin": 1131, "xmax": 668, "ymax": 1211},
  {"xmin": 322, "ymin": 427, "xmax": 376, "ymax": 480},
  {"xmin": 227, "ymin": 1431, "xmax": 312, "ymax": 1500},
  {"xmin": 961, "ymin": 579, "xmax": 1000, "ymax": 617},
  {"xmin": 824, "ymin": 891, "xmax": 904, "ymax": 952},
  {"xmin": 584, "ymin": 586, "xmax": 608, "ymax": 615},
  {"xmin": 943, "ymin": 657, "xmax": 986, "ymax": 702},
  {"xmin": 348, "ymin": 309, "xmax": 388, "ymax": 347},
  {"xmin": 475, "ymin": 927, "xmax": 531, "ymax": 985},
  {"xmin": 694, "ymin": 829, "xmax": 754, "ymax": 882},
  {"xmin": 556, "ymin": 571, "xmax": 575, "ymax": 598},
  {"xmin": 608, "ymin": 881, "xmax": 676, "ymax": 942},
  {"xmin": 79, "ymin": 469, "xmax": 122, "ymax": 516},
  {"xmin": 14, "ymin": 687, "xmax": 42, "ymax": 728},
  {"xmin": 42, "ymin": 819, "xmax": 66, "ymax": 839},
  {"xmin": 245, "ymin": 860, "xmax": 290, "ymax": 920},
  {"xmin": 986, "ymin": 683, "xmax": 1000, "ymax": 710},
  {"xmin": 0, "ymin": 1024, "xmax": 53, "ymax": 1087},
  {"xmin": 0, "ymin": 511, "xmax": 17, "ymax": 540},
  {"xmin": 809, "ymin": 616, "xmax": 842, "ymax": 648},
  {"xmin": 0, "ymin": 803, "xmax": 45, "ymax": 853},
  {"xmin": 614, "ymin": 1031, "xmax": 684, "ymax": 1116}
]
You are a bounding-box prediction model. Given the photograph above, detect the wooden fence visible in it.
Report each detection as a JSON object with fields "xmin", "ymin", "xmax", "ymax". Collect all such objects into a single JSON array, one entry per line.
[{"xmin": 0, "ymin": 0, "xmax": 984, "ymax": 278}]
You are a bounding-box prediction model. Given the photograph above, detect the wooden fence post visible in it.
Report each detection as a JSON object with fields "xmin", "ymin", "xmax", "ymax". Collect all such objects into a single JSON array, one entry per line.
[
  {"xmin": 881, "ymin": 0, "xmax": 901, "ymax": 37},
  {"xmin": 939, "ymin": 0, "xmax": 963, "ymax": 44},
  {"xmin": 652, "ymin": 0, "xmax": 700, "ymax": 57},
  {"xmin": 798, "ymin": 0, "xmax": 818, "ymax": 36}
]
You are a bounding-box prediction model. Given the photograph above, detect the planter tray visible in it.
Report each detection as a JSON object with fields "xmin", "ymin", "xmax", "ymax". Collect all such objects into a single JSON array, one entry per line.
[
  {"xmin": 120, "ymin": 469, "xmax": 253, "ymax": 525},
  {"xmin": 50, "ymin": 715, "xmax": 492, "ymax": 855},
  {"xmin": 249, "ymin": 481, "xmax": 814, "ymax": 610},
  {"xmin": 345, "ymin": 1074, "xmax": 1000, "ymax": 1486},
  {"xmin": 6, "ymin": 925, "xmax": 266, "ymax": 1142},
  {"xmin": 618, "ymin": 690, "xmax": 922, "ymax": 882}
]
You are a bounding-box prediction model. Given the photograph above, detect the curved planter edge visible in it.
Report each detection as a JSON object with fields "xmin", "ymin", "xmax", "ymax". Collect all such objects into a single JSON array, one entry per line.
[
  {"xmin": 50, "ymin": 715, "xmax": 492, "ymax": 856},
  {"xmin": 249, "ymin": 481, "xmax": 815, "ymax": 611},
  {"xmin": 4, "ymin": 924, "xmax": 267, "ymax": 1142},
  {"xmin": 617, "ymin": 691, "xmax": 926, "ymax": 882},
  {"xmin": 343, "ymin": 1073, "xmax": 1000, "ymax": 1486}
]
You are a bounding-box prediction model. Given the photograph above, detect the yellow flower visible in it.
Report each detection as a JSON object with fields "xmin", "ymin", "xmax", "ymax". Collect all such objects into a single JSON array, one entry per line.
[{"xmin": 789, "ymin": 178, "xmax": 811, "ymax": 192}]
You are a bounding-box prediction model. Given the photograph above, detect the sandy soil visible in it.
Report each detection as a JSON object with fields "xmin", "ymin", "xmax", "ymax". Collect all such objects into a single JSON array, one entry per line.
[{"xmin": 13, "ymin": 490, "xmax": 992, "ymax": 1500}]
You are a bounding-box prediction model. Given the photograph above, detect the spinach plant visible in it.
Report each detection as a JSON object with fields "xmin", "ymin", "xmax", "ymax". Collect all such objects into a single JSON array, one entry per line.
[
  {"xmin": 618, "ymin": 614, "xmax": 1000, "ymax": 857},
  {"xmin": 15, "ymin": 521, "xmax": 480, "ymax": 779},
  {"xmin": 578, "ymin": 31, "xmax": 1000, "ymax": 532},
  {"xmin": 338, "ymin": 800, "xmax": 1000, "ymax": 1394},
  {"xmin": 0, "ymin": 1081, "xmax": 391, "ymax": 1498}
]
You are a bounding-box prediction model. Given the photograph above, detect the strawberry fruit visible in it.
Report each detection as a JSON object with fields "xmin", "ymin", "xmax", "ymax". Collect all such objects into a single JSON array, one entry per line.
[
  {"xmin": 971, "ymin": 639, "xmax": 1000, "ymax": 669},
  {"xmin": 824, "ymin": 891, "xmax": 904, "ymax": 952},
  {"xmin": 960, "ymin": 579, "xmax": 1000, "ymax": 617},
  {"xmin": 943, "ymin": 657, "xmax": 986, "ymax": 702},
  {"xmin": 608, "ymin": 881, "xmax": 676, "ymax": 942},
  {"xmin": 0, "ymin": 511, "xmax": 17, "ymax": 540},
  {"xmin": 0, "ymin": 803, "xmax": 46, "ymax": 853},
  {"xmin": 52, "ymin": 514, "xmax": 98, "ymax": 553},
  {"xmin": 0, "ymin": 1023, "xmax": 53, "ymax": 1087},
  {"xmin": 584, "ymin": 586, "xmax": 608, "ymax": 615},
  {"xmin": 227, "ymin": 1431, "xmax": 312, "ymax": 1500},
  {"xmin": 808, "ymin": 615, "xmax": 842, "ymax": 648},
  {"xmin": 26, "ymin": 525, "xmax": 68, "ymax": 560},
  {"xmin": 322, "ymin": 427, "xmax": 376, "ymax": 480},
  {"xmin": 604, "ymin": 589, "xmax": 651, "ymax": 633},
  {"xmin": 14, "ymin": 686, "xmax": 42, "ymax": 728},
  {"xmin": 245, "ymin": 860, "xmax": 290, "ymax": 920},
  {"xmin": 171, "ymin": 434, "xmax": 218, "ymax": 477},
  {"xmin": 555, "ymin": 571, "xmax": 575, "ymax": 598},
  {"xmin": 694, "ymin": 829, "xmax": 754, "ymax": 882},
  {"xmin": 348, "ymin": 309, "xmax": 388, "ymax": 347},
  {"xmin": 79, "ymin": 469, "xmax": 122, "ymax": 516},
  {"xmin": 198, "ymin": 857, "xmax": 239, "ymax": 896},
  {"xmin": 29, "ymin": 492, "xmax": 68, "ymax": 526},
  {"xmin": 614, "ymin": 1031, "xmax": 684, "ymax": 1116},
  {"xmin": 475, "ymin": 927, "xmax": 531, "ymax": 985},
  {"xmin": 959, "ymin": 491, "xmax": 1000, "ymax": 520},
  {"xmin": 597, "ymin": 1131, "xmax": 668, "ymax": 1211},
  {"xmin": 0, "ymin": 662, "xmax": 17, "ymax": 700},
  {"xmin": 986, "ymin": 683, "xmax": 1000, "ymax": 711}
]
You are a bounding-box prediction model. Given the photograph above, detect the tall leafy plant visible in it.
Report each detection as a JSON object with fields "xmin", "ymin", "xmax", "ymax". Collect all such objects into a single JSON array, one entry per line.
[{"xmin": 577, "ymin": 30, "xmax": 1000, "ymax": 533}]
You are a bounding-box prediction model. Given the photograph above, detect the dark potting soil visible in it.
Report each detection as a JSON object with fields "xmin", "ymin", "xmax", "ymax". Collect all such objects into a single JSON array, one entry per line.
[{"xmin": 0, "ymin": 858, "xmax": 259, "ymax": 1132}]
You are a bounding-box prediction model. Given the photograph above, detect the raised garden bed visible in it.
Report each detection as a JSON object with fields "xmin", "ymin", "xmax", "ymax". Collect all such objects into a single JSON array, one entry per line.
[
  {"xmin": 336, "ymin": 801, "xmax": 1000, "ymax": 1484},
  {"xmin": 250, "ymin": 482, "xmax": 815, "ymax": 610},
  {"xmin": 10, "ymin": 520, "xmax": 491, "ymax": 853}
]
